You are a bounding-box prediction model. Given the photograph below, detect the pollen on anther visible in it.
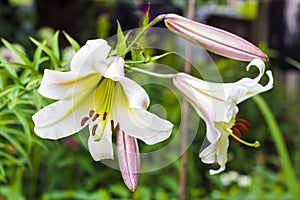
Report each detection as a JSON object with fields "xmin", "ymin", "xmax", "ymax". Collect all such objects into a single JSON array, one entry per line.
[
  {"xmin": 89, "ymin": 110, "xmax": 95, "ymax": 117},
  {"xmin": 103, "ymin": 112, "xmax": 108, "ymax": 120},
  {"xmin": 92, "ymin": 124, "xmax": 98, "ymax": 136},
  {"xmin": 236, "ymin": 119, "xmax": 250, "ymax": 128},
  {"xmin": 80, "ymin": 117, "xmax": 89, "ymax": 126},
  {"xmin": 110, "ymin": 120, "xmax": 114, "ymax": 132},
  {"xmin": 92, "ymin": 113, "xmax": 100, "ymax": 121}
]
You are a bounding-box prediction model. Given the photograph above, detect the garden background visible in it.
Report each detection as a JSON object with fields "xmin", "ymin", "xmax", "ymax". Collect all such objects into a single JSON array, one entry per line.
[{"xmin": 0, "ymin": 0, "xmax": 300, "ymax": 199}]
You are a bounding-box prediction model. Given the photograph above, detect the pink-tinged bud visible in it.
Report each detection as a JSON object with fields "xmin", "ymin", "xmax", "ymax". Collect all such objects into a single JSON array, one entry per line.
[
  {"xmin": 117, "ymin": 128, "xmax": 140, "ymax": 192},
  {"xmin": 164, "ymin": 14, "xmax": 268, "ymax": 62}
]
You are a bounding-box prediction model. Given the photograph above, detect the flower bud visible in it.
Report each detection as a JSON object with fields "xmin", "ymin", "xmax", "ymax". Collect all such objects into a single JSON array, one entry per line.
[
  {"xmin": 164, "ymin": 14, "xmax": 268, "ymax": 62},
  {"xmin": 117, "ymin": 128, "xmax": 140, "ymax": 192}
]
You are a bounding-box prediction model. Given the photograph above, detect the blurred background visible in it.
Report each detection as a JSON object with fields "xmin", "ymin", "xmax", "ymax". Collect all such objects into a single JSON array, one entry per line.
[{"xmin": 0, "ymin": 0, "xmax": 300, "ymax": 199}]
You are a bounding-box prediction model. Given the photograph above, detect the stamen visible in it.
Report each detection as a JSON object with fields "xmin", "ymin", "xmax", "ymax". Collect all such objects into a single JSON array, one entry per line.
[
  {"xmin": 111, "ymin": 120, "xmax": 114, "ymax": 132},
  {"xmin": 92, "ymin": 113, "xmax": 100, "ymax": 121},
  {"xmin": 89, "ymin": 110, "xmax": 95, "ymax": 118},
  {"xmin": 103, "ymin": 112, "xmax": 108, "ymax": 120},
  {"xmin": 92, "ymin": 124, "xmax": 98, "ymax": 136},
  {"xmin": 236, "ymin": 119, "xmax": 250, "ymax": 128},
  {"xmin": 234, "ymin": 122, "xmax": 249, "ymax": 133},
  {"xmin": 231, "ymin": 127, "xmax": 243, "ymax": 137},
  {"xmin": 80, "ymin": 117, "xmax": 89, "ymax": 126},
  {"xmin": 231, "ymin": 127, "xmax": 243, "ymax": 146}
]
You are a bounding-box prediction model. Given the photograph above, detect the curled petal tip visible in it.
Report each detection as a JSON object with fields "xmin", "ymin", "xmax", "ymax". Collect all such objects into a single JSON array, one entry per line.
[
  {"xmin": 164, "ymin": 14, "xmax": 268, "ymax": 62},
  {"xmin": 117, "ymin": 128, "xmax": 140, "ymax": 191}
]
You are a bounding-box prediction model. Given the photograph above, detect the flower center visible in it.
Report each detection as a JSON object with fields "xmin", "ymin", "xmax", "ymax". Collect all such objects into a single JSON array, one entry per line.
[
  {"xmin": 228, "ymin": 118, "xmax": 260, "ymax": 148},
  {"xmin": 80, "ymin": 78, "xmax": 116, "ymax": 141}
]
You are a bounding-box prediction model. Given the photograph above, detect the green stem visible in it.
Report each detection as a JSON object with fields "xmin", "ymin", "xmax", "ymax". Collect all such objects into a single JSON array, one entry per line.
[
  {"xmin": 124, "ymin": 14, "xmax": 165, "ymax": 54},
  {"xmin": 253, "ymin": 95, "xmax": 299, "ymax": 200},
  {"xmin": 125, "ymin": 66, "xmax": 174, "ymax": 79}
]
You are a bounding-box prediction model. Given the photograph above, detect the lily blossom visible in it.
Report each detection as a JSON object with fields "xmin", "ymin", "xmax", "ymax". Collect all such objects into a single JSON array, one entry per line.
[
  {"xmin": 173, "ymin": 59, "xmax": 273, "ymax": 175},
  {"xmin": 117, "ymin": 126, "xmax": 140, "ymax": 192},
  {"xmin": 32, "ymin": 39, "xmax": 173, "ymax": 163},
  {"xmin": 163, "ymin": 14, "xmax": 268, "ymax": 62}
]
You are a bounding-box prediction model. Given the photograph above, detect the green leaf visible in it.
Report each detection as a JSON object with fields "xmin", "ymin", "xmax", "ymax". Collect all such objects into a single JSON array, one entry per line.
[
  {"xmin": 0, "ymin": 162, "xmax": 6, "ymax": 182},
  {"xmin": 12, "ymin": 110, "xmax": 32, "ymax": 152},
  {"xmin": 1, "ymin": 38, "xmax": 32, "ymax": 66},
  {"xmin": 0, "ymin": 85, "xmax": 23, "ymax": 98},
  {"xmin": 147, "ymin": 52, "xmax": 174, "ymax": 62},
  {"xmin": 63, "ymin": 31, "xmax": 80, "ymax": 51},
  {"xmin": 33, "ymin": 41, "xmax": 44, "ymax": 71},
  {"xmin": 0, "ymin": 62, "xmax": 37, "ymax": 74},
  {"xmin": 0, "ymin": 151, "xmax": 24, "ymax": 166},
  {"xmin": 51, "ymin": 31, "xmax": 60, "ymax": 59},
  {"xmin": 131, "ymin": 48, "xmax": 144, "ymax": 62},
  {"xmin": 116, "ymin": 21, "xmax": 127, "ymax": 57},
  {"xmin": 142, "ymin": 4, "xmax": 150, "ymax": 27},
  {"xmin": 285, "ymin": 57, "xmax": 300, "ymax": 70},
  {"xmin": 0, "ymin": 130, "xmax": 32, "ymax": 170},
  {"xmin": 30, "ymin": 37, "xmax": 60, "ymax": 69}
]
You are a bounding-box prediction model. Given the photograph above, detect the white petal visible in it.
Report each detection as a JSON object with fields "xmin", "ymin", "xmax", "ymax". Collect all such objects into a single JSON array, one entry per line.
[
  {"xmin": 116, "ymin": 108, "xmax": 173, "ymax": 145},
  {"xmin": 88, "ymin": 131, "xmax": 113, "ymax": 161},
  {"xmin": 38, "ymin": 69, "xmax": 101, "ymax": 100},
  {"xmin": 174, "ymin": 73, "xmax": 230, "ymax": 123},
  {"xmin": 112, "ymin": 81, "xmax": 173, "ymax": 145},
  {"xmin": 199, "ymin": 126, "xmax": 229, "ymax": 175},
  {"xmin": 38, "ymin": 70, "xmax": 77, "ymax": 99},
  {"xmin": 32, "ymin": 98, "xmax": 90, "ymax": 139},
  {"xmin": 118, "ymin": 77, "xmax": 150, "ymax": 109},
  {"xmin": 33, "ymin": 79, "xmax": 101, "ymax": 139},
  {"xmin": 70, "ymin": 39, "xmax": 111, "ymax": 76},
  {"xmin": 102, "ymin": 56, "xmax": 124, "ymax": 81}
]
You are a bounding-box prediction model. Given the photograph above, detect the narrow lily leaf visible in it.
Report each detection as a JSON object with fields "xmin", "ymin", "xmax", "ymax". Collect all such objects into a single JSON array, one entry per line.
[
  {"xmin": 0, "ymin": 85, "xmax": 23, "ymax": 98},
  {"xmin": 0, "ymin": 162, "xmax": 6, "ymax": 182},
  {"xmin": 116, "ymin": 21, "xmax": 127, "ymax": 57},
  {"xmin": 164, "ymin": 14, "xmax": 268, "ymax": 62},
  {"xmin": 0, "ymin": 151, "xmax": 23, "ymax": 166},
  {"xmin": 130, "ymin": 49, "xmax": 145, "ymax": 63},
  {"xmin": 285, "ymin": 57, "xmax": 300, "ymax": 70},
  {"xmin": 13, "ymin": 110, "xmax": 32, "ymax": 152},
  {"xmin": 117, "ymin": 128, "xmax": 140, "ymax": 192},
  {"xmin": 0, "ymin": 130, "xmax": 32, "ymax": 170},
  {"xmin": 0, "ymin": 62, "xmax": 37, "ymax": 73},
  {"xmin": 33, "ymin": 42, "xmax": 44, "ymax": 70},
  {"xmin": 30, "ymin": 37, "xmax": 60, "ymax": 68},
  {"xmin": 142, "ymin": 5, "xmax": 150, "ymax": 27},
  {"xmin": 51, "ymin": 31, "xmax": 60, "ymax": 59},
  {"xmin": 63, "ymin": 31, "xmax": 81, "ymax": 51},
  {"xmin": 1, "ymin": 38, "xmax": 32, "ymax": 66},
  {"xmin": 147, "ymin": 52, "xmax": 174, "ymax": 62}
]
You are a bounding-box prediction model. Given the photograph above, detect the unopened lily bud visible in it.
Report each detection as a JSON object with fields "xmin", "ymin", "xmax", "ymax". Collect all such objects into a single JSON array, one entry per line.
[
  {"xmin": 164, "ymin": 14, "xmax": 268, "ymax": 62},
  {"xmin": 117, "ymin": 128, "xmax": 140, "ymax": 192}
]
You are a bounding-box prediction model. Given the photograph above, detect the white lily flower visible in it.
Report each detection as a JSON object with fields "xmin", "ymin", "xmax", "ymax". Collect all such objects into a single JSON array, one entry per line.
[
  {"xmin": 173, "ymin": 59, "xmax": 273, "ymax": 175},
  {"xmin": 32, "ymin": 39, "xmax": 173, "ymax": 161}
]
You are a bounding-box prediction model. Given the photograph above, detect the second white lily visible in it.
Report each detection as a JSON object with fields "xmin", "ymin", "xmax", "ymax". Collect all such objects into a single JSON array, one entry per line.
[{"xmin": 173, "ymin": 59, "xmax": 273, "ymax": 175}]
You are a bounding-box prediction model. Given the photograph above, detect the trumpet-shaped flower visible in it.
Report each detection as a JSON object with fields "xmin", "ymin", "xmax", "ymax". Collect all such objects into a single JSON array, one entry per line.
[
  {"xmin": 164, "ymin": 14, "xmax": 268, "ymax": 62},
  {"xmin": 173, "ymin": 59, "xmax": 273, "ymax": 175},
  {"xmin": 32, "ymin": 39, "xmax": 173, "ymax": 162}
]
